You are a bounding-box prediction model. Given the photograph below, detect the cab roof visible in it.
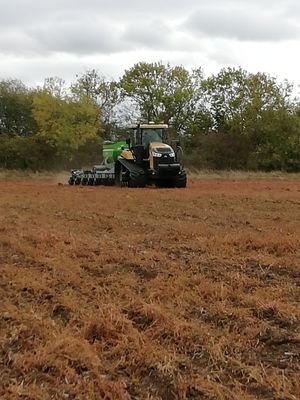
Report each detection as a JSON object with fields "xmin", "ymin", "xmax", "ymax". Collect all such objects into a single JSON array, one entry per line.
[{"xmin": 138, "ymin": 124, "xmax": 168, "ymax": 129}]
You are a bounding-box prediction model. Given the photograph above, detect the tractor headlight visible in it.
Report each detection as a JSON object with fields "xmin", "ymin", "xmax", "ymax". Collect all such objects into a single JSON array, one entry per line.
[
  {"xmin": 153, "ymin": 152, "xmax": 162, "ymax": 157},
  {"xmin": 169, "ymin": 151, "xmax": 175, "ymax": 158}
]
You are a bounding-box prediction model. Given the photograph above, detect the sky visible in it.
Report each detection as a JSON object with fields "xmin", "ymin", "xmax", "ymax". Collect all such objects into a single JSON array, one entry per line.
[{"xmin": 0, "ymin": 0, "xmax": 299, "ymax": 90}]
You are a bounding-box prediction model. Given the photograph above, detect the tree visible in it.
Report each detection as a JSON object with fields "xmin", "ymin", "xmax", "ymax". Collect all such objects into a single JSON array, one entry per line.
[
  {"xmin": 120, "ymin": 62, "xmax": 203, "ymax": 131},
  {"xmin": 0, "ymin": 79, "xmax": 37, "ymax": 135},
  {"xmin": 189, "ymin": 67, "xmax": 297, "ymax": 169},
  {"xmin": 43, "ymin": 77, "xmax": 68, "ymax": 99},
  {"xmin": 254, "ymin": 108, "xmax": 300, "ymax": 171},
  {"xmin": 32, "ymin": 90, "xmax": 101, "ymax": 157},
  {"xmin": 201, "ymin": 68, "xmax": 292, "ymax": 139},
  {"xmin": 71, "ymin": 70, "xmax": 120, "ymax": 136}
]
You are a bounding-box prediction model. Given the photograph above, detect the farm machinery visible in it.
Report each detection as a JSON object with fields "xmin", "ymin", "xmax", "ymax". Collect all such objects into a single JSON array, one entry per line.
[{"xmin": 68, "ymin": 122, "xmax": 187, "ymax": 188}]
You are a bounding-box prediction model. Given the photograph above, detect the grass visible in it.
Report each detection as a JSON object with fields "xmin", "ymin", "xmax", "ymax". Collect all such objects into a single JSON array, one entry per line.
[{"xmin": 0, "ymin": 176, "xmax": 299, "ymax": 399}]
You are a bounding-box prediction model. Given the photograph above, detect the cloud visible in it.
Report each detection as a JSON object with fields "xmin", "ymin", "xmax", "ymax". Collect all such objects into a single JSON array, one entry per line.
[
  {"xmin": 184, "ymin": 5, "xmax": 300, "ymax": 42},
  {"xmin": 0, "ymin": 30, "xmax": 43, "ymax": 56},
  {"xmin": 0, "ymin": 0, "xmax": 299, "ymax": 87},
  {"xmin": 1, "ymin": 0, "xmax": 299, "ymax": 58},
  {"xmin": 29, "ymin": 19, "xmax": 126, "ymax": 55},
  {"xmin": 122, "ymin": 21, "xmax": 171, "ymax": 49}
]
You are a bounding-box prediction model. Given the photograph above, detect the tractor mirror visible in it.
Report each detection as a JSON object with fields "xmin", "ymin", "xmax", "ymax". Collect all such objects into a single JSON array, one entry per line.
[{"xmin": 126, "ymin": 138, "xmax": 131, "ymax": 147}]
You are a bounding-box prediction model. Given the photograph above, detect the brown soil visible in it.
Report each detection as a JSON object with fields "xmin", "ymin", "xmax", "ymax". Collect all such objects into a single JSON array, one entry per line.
[{"xmin": 0, "ymin": 178, "xmax": 299, "ymax": 400}]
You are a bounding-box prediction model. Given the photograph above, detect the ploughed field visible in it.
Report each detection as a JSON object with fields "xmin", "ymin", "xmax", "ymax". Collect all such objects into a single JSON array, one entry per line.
[{"xmin": 0, "ymin": 176, "xmax": 300, "ymax": 400}]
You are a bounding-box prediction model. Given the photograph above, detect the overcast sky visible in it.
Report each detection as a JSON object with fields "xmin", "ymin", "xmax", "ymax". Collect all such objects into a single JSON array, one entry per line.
[{"xmin": 0, "ymin": 0, "xmax": 299, "ymax": 89}]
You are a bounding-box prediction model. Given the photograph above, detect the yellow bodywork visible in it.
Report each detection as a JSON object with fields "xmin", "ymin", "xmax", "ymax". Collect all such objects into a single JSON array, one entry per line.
[
  {"xmin": 120, "ymin": 141, "xmax": 171, "ymax": 170},
  {"xmin": 120, "ymin": 149, "xmax": 134, "ymax": 160},
  {"xmin": 139, "ymin": 124, "xmax": 168, "ymax": 129},
  {"xmin": 149, "ymin": 142, "xmax": 170, "ymax": 170}
]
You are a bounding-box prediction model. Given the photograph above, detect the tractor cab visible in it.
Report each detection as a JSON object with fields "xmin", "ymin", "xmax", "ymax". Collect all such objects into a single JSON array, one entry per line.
[
  {"xmin": 128, "ymin": 123, "xmax": 168, "ymax": 161},
  {"xmin": 126, "ymin": 122, "xmax": 180, "ymax": 173},
  {"xmin": 133, "ymin": 123, "xmax": 167, "ymax": 151}
]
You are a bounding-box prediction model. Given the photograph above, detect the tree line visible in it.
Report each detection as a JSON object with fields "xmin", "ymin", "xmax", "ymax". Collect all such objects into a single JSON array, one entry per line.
[{"xmin": 0, "ymin": 62, "xmax": 299, "ymax": 171}]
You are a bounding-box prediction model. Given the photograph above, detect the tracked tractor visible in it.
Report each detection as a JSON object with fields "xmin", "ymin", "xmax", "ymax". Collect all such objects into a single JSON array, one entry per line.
[{"xmin": 68, "ymin": 122, "xmax": 187, "ymax": 188}]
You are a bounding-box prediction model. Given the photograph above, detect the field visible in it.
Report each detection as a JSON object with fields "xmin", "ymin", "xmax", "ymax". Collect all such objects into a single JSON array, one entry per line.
[{"xmin": 0, "ymin": 174, "xmax": 300, "ymax": 400}]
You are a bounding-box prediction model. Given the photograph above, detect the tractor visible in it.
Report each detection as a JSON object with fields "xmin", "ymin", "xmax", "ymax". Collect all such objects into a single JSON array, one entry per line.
[{"xmin": 68, "ymin": 122, "xmax": 187, "ymax": 188}]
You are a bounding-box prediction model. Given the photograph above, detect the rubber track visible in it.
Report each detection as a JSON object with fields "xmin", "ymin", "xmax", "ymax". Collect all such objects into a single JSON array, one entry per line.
[
  {"xmin": 117, "ymin": 159, "xmax": 147, "ymax": 187},
  {"xmin": 117, "ymin": 159, "xmax": 145, "ymax": 176}
]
